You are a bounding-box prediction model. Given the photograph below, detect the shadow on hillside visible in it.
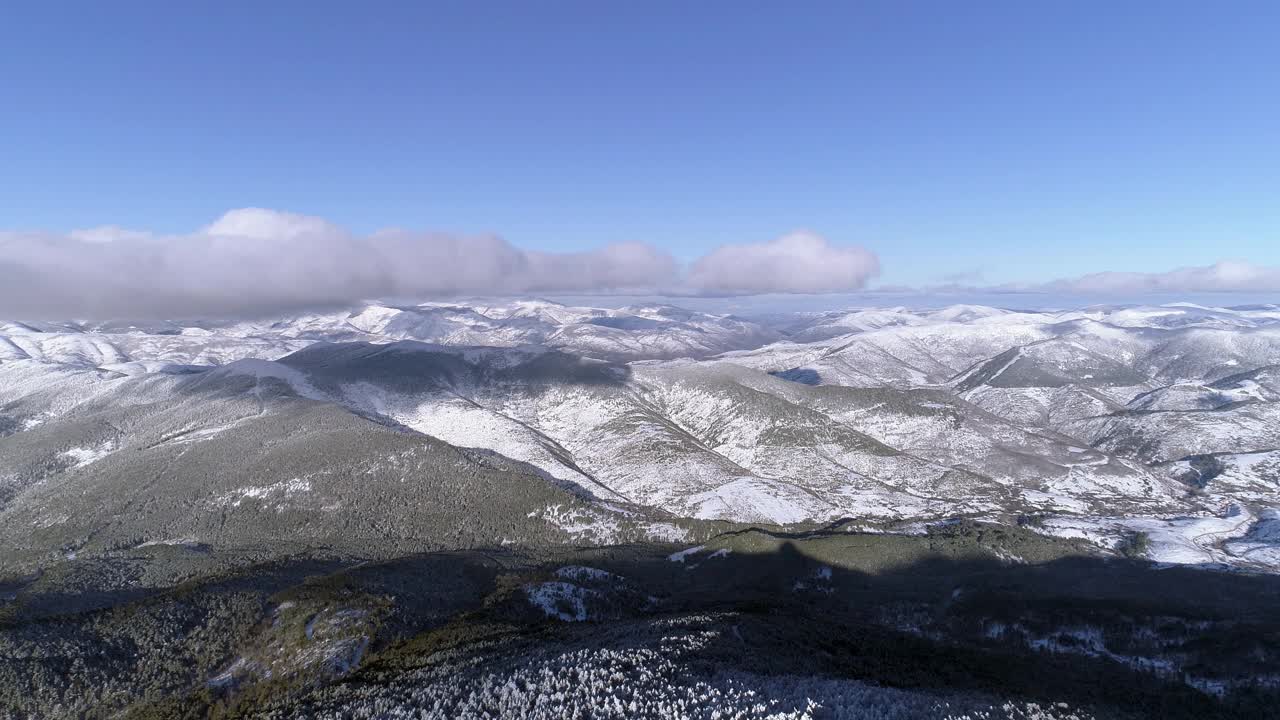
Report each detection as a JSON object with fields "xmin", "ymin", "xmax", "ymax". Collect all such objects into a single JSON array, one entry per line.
[
  {"xmin": 169, "ymin": 343, "xmax": 634, "ymax": 405},
  {"xmin": 158, "ymin": 343, "xmax": 634, "ymax": 503},
  {"xmin": 5, "ymin": 535, "xmax": 1280, "ymax": 719},
  {"xmin": 274, "ymin": 341, "xmax": 634, "ymax": 389}
]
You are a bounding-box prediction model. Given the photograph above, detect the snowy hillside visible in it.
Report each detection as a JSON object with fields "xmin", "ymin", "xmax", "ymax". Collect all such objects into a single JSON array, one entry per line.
[
  {"xmin": 2, "ymin": 300, "xmax": 1279, "ymax": 571},
  {"xmin": 4, "ymin": 299, "xmax": 1280, "ymax": 720}
]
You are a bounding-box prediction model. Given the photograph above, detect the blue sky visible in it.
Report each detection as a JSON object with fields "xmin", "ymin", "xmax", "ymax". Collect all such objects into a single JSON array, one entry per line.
[{"xmin": 2, "ymin": 1, "xmax": 1278, "ymax": 290}]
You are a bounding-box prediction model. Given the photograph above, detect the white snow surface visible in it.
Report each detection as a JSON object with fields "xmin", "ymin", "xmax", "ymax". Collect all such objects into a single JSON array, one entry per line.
[{"xmin": 60, "ymin": 440, "xmax": 118, "ymax": 468}]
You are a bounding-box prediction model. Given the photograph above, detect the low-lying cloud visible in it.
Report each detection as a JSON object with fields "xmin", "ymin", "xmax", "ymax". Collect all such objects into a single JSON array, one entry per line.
[
  {"xmin": 687, "ymin": 232, "xmax": 880, "ymax": 295},
  {"xmin": 936, "ymin": 260, "xmax": 1280, "ymax": 298},
  {"xmin": 903, "ymin": 261, "xmax": 1280, "ymax": 298},
  {"xmin": 1037, "ymin": 261, "xmax": 1280, "ymax": 295},
  {"xmin": 0, "ymin": 209, "xmax": 880, "ymax": 319}
]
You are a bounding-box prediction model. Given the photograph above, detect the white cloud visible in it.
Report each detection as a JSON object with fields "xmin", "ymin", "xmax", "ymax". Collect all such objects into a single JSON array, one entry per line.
[
  {"xmin": 67, "ymin": 226, "xmax": 154, "ymax": 244},
  {"xmin": 203, "ymin": 207, "xmax": 342, "ymax": 240},
  {"xmin": 686, "ymin": 231, "xmax": 880, "ymax": 294},
  {"xmin": 1036, "ymin": 261, "xmax": 1280, "ymax": 294},
  {"xmin": 524, "ymin": 242, "xmax": 680, "ymax": 292},
  {"xmin": 0, "ymin": 210, "xmax": 883, "ymax": 319},
  {"xmin": 0, "ymin": 209, "xmax": 679, "ymax": 319}
]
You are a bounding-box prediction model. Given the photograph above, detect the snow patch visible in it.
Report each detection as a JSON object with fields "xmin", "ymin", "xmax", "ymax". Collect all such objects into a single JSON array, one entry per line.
[
  {"xmin": 60, "ymin": 439, "xmax": 118, "ymax": 468},
  {"xmin": 215, "ymin": 478, "xmax": 313, "ymax": 509},
  {"xmin": 667, "ymin": 546, "xmax": 706, "ymax": 563},
  {"xmin": 524, "ymin": 581, "xmax": 595, "ymax": 622}
]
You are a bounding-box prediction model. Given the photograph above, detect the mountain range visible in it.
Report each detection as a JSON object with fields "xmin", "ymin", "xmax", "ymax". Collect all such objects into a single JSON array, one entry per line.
[
  {"xmin": 4, "ymin": 299, "xmax": 1277, "ymax": 569},
  {"xmin": 3, "ymin": 298, "xmax": 1279, "ymax": 718}
]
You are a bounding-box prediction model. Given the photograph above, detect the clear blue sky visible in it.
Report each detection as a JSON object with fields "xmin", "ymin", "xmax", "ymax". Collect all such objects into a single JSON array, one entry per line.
[{"xmin": 2, "ymin": 1, "xmax": 1278, "ymax": 288}]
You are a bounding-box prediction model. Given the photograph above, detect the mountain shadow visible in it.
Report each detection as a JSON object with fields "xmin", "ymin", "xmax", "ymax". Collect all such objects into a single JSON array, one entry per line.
[{"xmin": 4, "ymin": 528, "xmax": 1279, "ymax": 720}]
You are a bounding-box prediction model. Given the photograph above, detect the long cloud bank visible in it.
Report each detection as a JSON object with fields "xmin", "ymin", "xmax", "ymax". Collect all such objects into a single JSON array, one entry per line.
[
  {"xmin": 946, "ymin": 260, "xmax": 1280, "ymax": 297},
  {"xmin": 0, "ymin": 209, "xmax": 880, "ymax": 319},
  {"xmin": 1036, "ymin": 261, "xmax": 1280, "ymax": 295}
]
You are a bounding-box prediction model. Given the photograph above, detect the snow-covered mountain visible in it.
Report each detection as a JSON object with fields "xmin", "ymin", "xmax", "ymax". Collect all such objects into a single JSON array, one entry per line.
[
  {"xmin": 2, "ymin": 300, "xmax": 1279, "ymax": 571},
  {"xmin": 6, "ymin": 298, "xmax": 1280, "ymax": 720},
  {"xmin": 0, "ymin": 299, "xmax": 778, "ymax": 368}
]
